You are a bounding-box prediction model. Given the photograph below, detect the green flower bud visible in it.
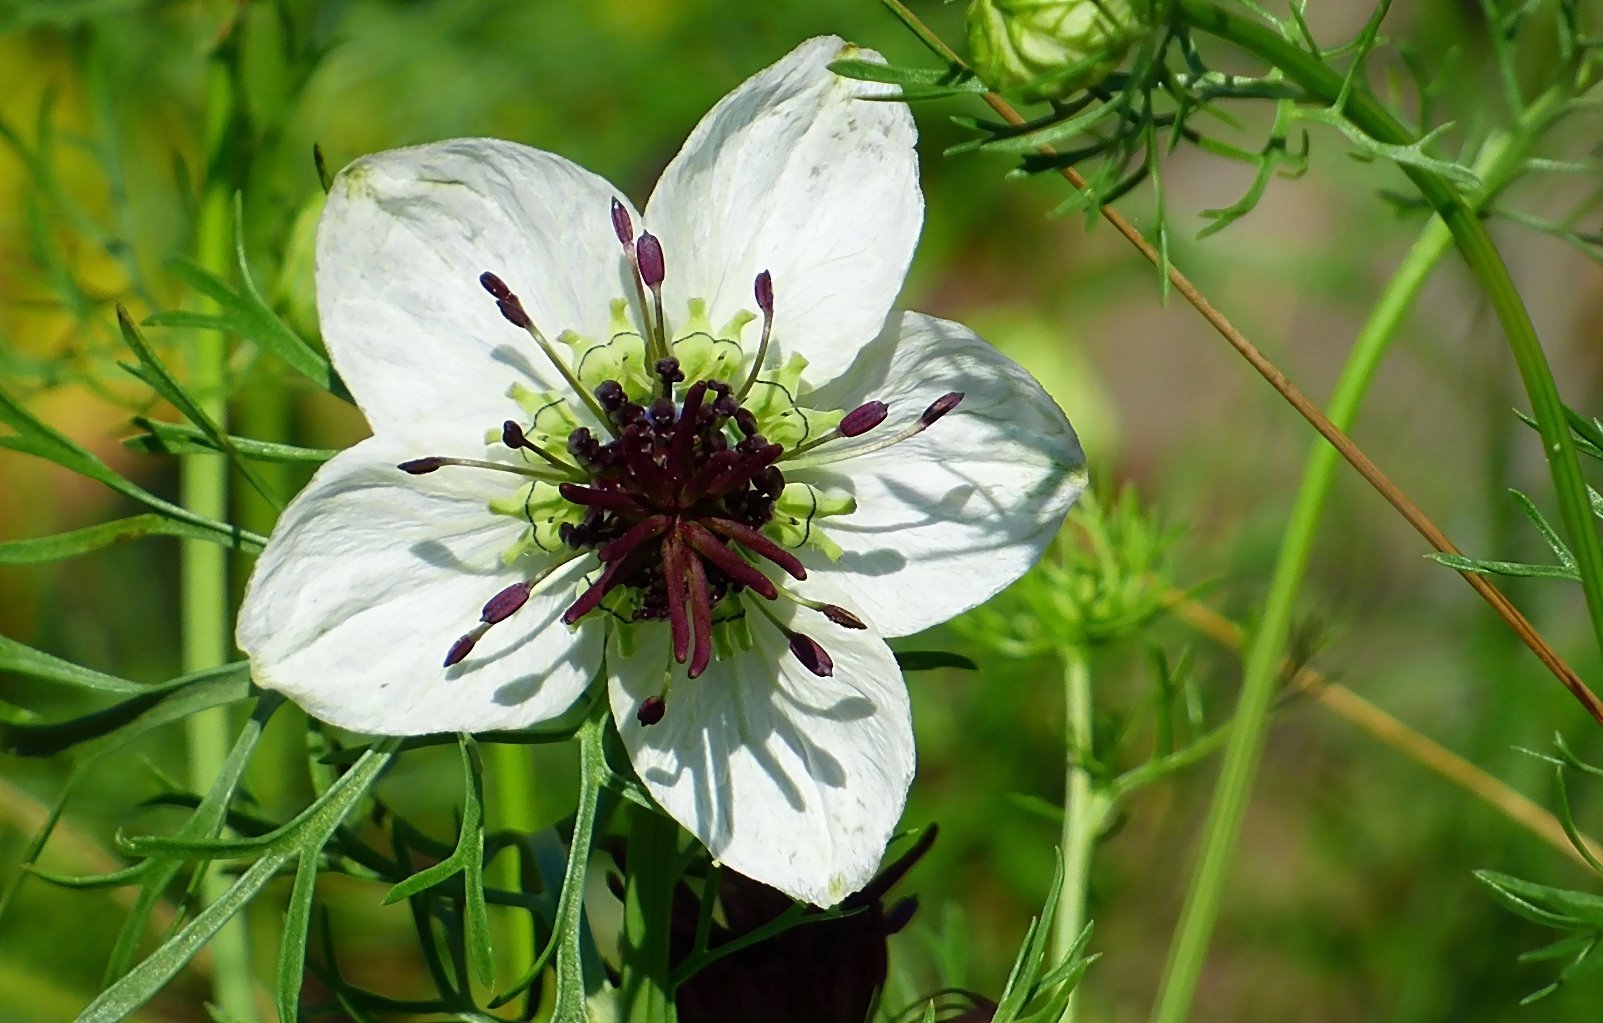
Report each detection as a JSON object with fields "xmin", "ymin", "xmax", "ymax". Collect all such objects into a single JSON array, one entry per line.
[{"xmin": 966, "ymin": 0, "xmax": 1150, "ymax": 100}]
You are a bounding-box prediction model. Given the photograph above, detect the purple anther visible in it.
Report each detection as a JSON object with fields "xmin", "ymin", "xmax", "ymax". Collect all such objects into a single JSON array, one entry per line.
[
  {"xmin": 610, "ymin": 197, "xmax": 634, "ymax": 245},
  {"xmin": 398, "ymin": 457, "xmax": 445, "ymax": 475},
  {"xmin": 502, "ymin": 420, "xmax": 528, "ymax": 449},
  {"xmin": 788, "ymin": 632, "xmax": 834, "ymax": 677},
  {"xmin": 920, "ymin": 391, "xmax": 964, "ymax": 426},
  {"xmin": 594, "ymin": 380, "xmax": 627, "ymax": 411},
  {"xmin": 655, "ymin": 356, "xmax": 684, "ymax": 386},
  {"xmin": 820, "ymin": 604, "xmax": 867, "ymax": 630},
  {"xmin": 754, "ymin": 269, "xmax": 774, "ymax": 316},
  {"xmin": 480, "ymin": 271, "xmax": 532, "ymax": 329},
  {"xmin": 479, "ymin": 271, "xmax": 512, "ymax": 300},
  {"xmin": 637, "ymin": 695, "xmax": 666, "ymax": 726},
  {"xmin": 444, "ymin": 632, "xmax": 477, "ymax": 668},
  {"xmin": 480, "ymin": 582, "xmax": 531, "ymax": 624},
  {"xmin": 636, "ymin": 232, "xmax": 665, "ymax": 288},
  {"xmin": 839, "ymin": 401, "xmax": 889, "ymax": 438}
]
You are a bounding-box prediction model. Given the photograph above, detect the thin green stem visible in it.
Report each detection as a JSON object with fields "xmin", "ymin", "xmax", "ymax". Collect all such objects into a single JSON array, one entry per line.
[
  {"xmin": 182, "ymin": 53, "xmax": 252, "ymax": 1023},
  {"xmin": 619, "ymin": 804, "xmax": 678, "ymax": 1023},
  {"xmin": 1150, "ymin": 208, "xmax": 1453, "ymax": 1023},
  {"xmin": 1149, "ymin": 23, "xmax": 1591, "ymax": 1020},
  {"xmin": 1056, "ymin": 645, "xmax": 1106, "ymax": 1023},
  {"xmin": 491, "ymin": 743, "xmax": 539, "ymax": 1002},
  {"xmin": 503, "ymin": 703, "xmax": 605, "ymax": 1023},
  {"xmin": 1176, "ymin": 0, "xmax": 1603, "ymax": 696}
]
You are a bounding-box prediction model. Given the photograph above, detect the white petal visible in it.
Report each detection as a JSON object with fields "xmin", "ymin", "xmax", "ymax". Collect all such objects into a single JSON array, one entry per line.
[
  {"xmin": 793, "ymin": 311, "xmax": 1087, "ymax": 637},
  {"xmin": 644, "ymin": 36, "xmax": 921, "ymax": 387},
  {"xmin": 237, "ymin": 433, "xmax": 603, "ymax": 734},
  {"xmin": 317, "ymin": 138, "xmax": 639, "ymax": 434},
  {"xmin": 607, "ymin": 593, "xmax": 914, "ymax": 907}
]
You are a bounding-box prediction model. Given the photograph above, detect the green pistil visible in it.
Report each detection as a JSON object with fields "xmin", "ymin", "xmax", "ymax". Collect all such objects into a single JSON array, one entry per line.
[
  {"xmin": 563, "ymin": 299, "xmax": 655, "ymax": 396},
  {"xmin": 491, "ymin": 481, "xmax": 588, "ymax": 559},
  {"xmin": 506, "ymin": 382, "xmax": 583, "ymax": 449},
  {"xmin": 669, "ymin": 298, "xmax": 751, "ymax": 388},
  {"xmin": 768, "ymin": 482, "xmax": 852, "ymax": 560}
]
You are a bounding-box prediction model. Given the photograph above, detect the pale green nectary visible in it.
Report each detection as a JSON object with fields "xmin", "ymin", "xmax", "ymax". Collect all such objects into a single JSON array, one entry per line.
[
  {"xmin": 966, "ymin": 0, "xmax": 1151, "ymax": 100},
  {"xmin": 234, "ymin": 35, "xmax": 1087, "ymax": 909}
]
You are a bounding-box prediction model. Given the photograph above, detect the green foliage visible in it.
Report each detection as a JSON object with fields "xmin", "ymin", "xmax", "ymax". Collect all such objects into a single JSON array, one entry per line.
[
  {"xmin": 1477, "ymin": 738, "xmax": 1603, "ymax": 1003},
  {"xmin": 1430, "ymin": 408, "xmax": 1603, "ymax": 583}
]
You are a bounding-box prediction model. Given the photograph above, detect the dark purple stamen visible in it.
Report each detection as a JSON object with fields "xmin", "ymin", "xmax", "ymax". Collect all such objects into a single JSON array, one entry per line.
[
  {"xmin": 502, "ymin": 420, "xmax": 528, "ymax": 449},
  {"xmin": 480, "ymin": 271, "xmax": 533, "ymax": 329},
  {"xmin": 399, "ymin": 457, "xmax": 445, "ymax": 475},
  {"xmin": 611, "ymin": 198, "xmax": 634, "ymax": 246},
  {"xmin": 481, "ymin": 582, "xmax": 531, "ymax": 624},
  {"xmin": 655, "ymin": 357, "xmax": 685, "ymax": 387},
  {"xmin": 839, "ymin": 401, "xmax": 889, "ymax": 438},
  {"xmin": 444, "ymin": 632, "xmax": 478, "ymax": 668},
  {"xmin": 754, "ymin": 269, "xmax": 774, "ymax": 316},
  {"xmin": 636, "ymin": 232, "xmax": 665, "ymax": 289},
  {"xmin": 788, "ymin": 632, "xmax": 834, "ymax": 677},
  {"xmin": 921, "ymin": 391, "xmax": 964, "ymax": 426},
  {"xmin": 637, "ymin": 695, "xmax": 666, "ymax": 726},
  {"xmin": 820, "ymin": 604, "xmax": 867, "ymax": 630}
]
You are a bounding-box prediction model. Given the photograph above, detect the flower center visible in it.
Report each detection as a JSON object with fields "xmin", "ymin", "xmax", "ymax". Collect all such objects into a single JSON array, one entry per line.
[
  {"xmin": 555, "ymin": 370, "xmax": 806, "ymax": 679},
  {"xmin": 399, "ymin": 197, "xmax": 963, "ymax": 722}
]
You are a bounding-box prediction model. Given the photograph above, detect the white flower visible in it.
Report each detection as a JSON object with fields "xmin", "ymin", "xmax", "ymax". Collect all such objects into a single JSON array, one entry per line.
[{"xmin": 235, "ymin": 36, "xmax": 1086, "ymax": 907}]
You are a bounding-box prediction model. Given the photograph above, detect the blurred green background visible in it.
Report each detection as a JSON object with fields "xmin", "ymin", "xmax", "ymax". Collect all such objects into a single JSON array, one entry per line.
[{"xmin": 2, "ymin": 0, "xmax": 1602, "ymax": 1020}]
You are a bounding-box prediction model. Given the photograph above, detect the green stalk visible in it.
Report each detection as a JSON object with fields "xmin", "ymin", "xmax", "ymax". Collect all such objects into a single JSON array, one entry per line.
[
  {"xmin": 182, "ymin": 55, "xmax": 252, "ymax": 1022},
  {"xmin": 619, "ymin": 805, "xmax": 678, "ymax": 1023},
  {"xmin": 492, "ymin": 743, "xmax": 540, "ymax": 989},
  {"xmin": 1149, "ymin": 18, "xmax": 1593, "ymax": 1020},
  {"xmin": 1056, "ymin": 644, "xmax": 1107, "ymax": 1023}
]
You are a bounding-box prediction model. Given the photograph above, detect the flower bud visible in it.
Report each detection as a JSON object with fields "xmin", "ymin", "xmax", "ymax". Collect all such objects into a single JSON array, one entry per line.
[{"xmin": 966, "ymin": 0, "xmax": 1149, "ymax": 100}]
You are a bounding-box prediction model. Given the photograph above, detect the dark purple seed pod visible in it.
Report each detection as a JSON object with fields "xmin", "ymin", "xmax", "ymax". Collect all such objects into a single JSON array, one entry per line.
[
  {"xmin": 398, "ymin": 457, "xmax": 445, "ymax": 475},
  {"xmin": 754, "ymin": 269, "xmax": 774, "ymax": 315},
  {"xmin": 920, "ymin": 391, "xmax": 964, "ymax": 426},
  {"xmin": 610, "ymin": 197, "xmax": 634, "ymax": 245},
  {"xmin": 789, "ymin": 632, "xmax": 834, "ymax": 677},
  {"xmin": 884, "ymin": 895, "xmax": 919, "ymax": 935},
  {"xmin": 637, "ymin": 695, "xmax": 666, "ymax": 726},
  {"xmin": 820, "ymin": 603, "xmax": 867, "ymax": 630},
  {"xmin": 839, "ymin": 401, "xmax": 889, "ymax": 438},
  {"xmin": 481, "ymin": 582, "xmax": 531, "ymax": 624},
  {"xmin": 636, "ymin": 232, "xmax": 665, "ymax": 288},
  {"xmin": 444, "ymin": 632, "xmax": 477, "ymax": 667}
]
